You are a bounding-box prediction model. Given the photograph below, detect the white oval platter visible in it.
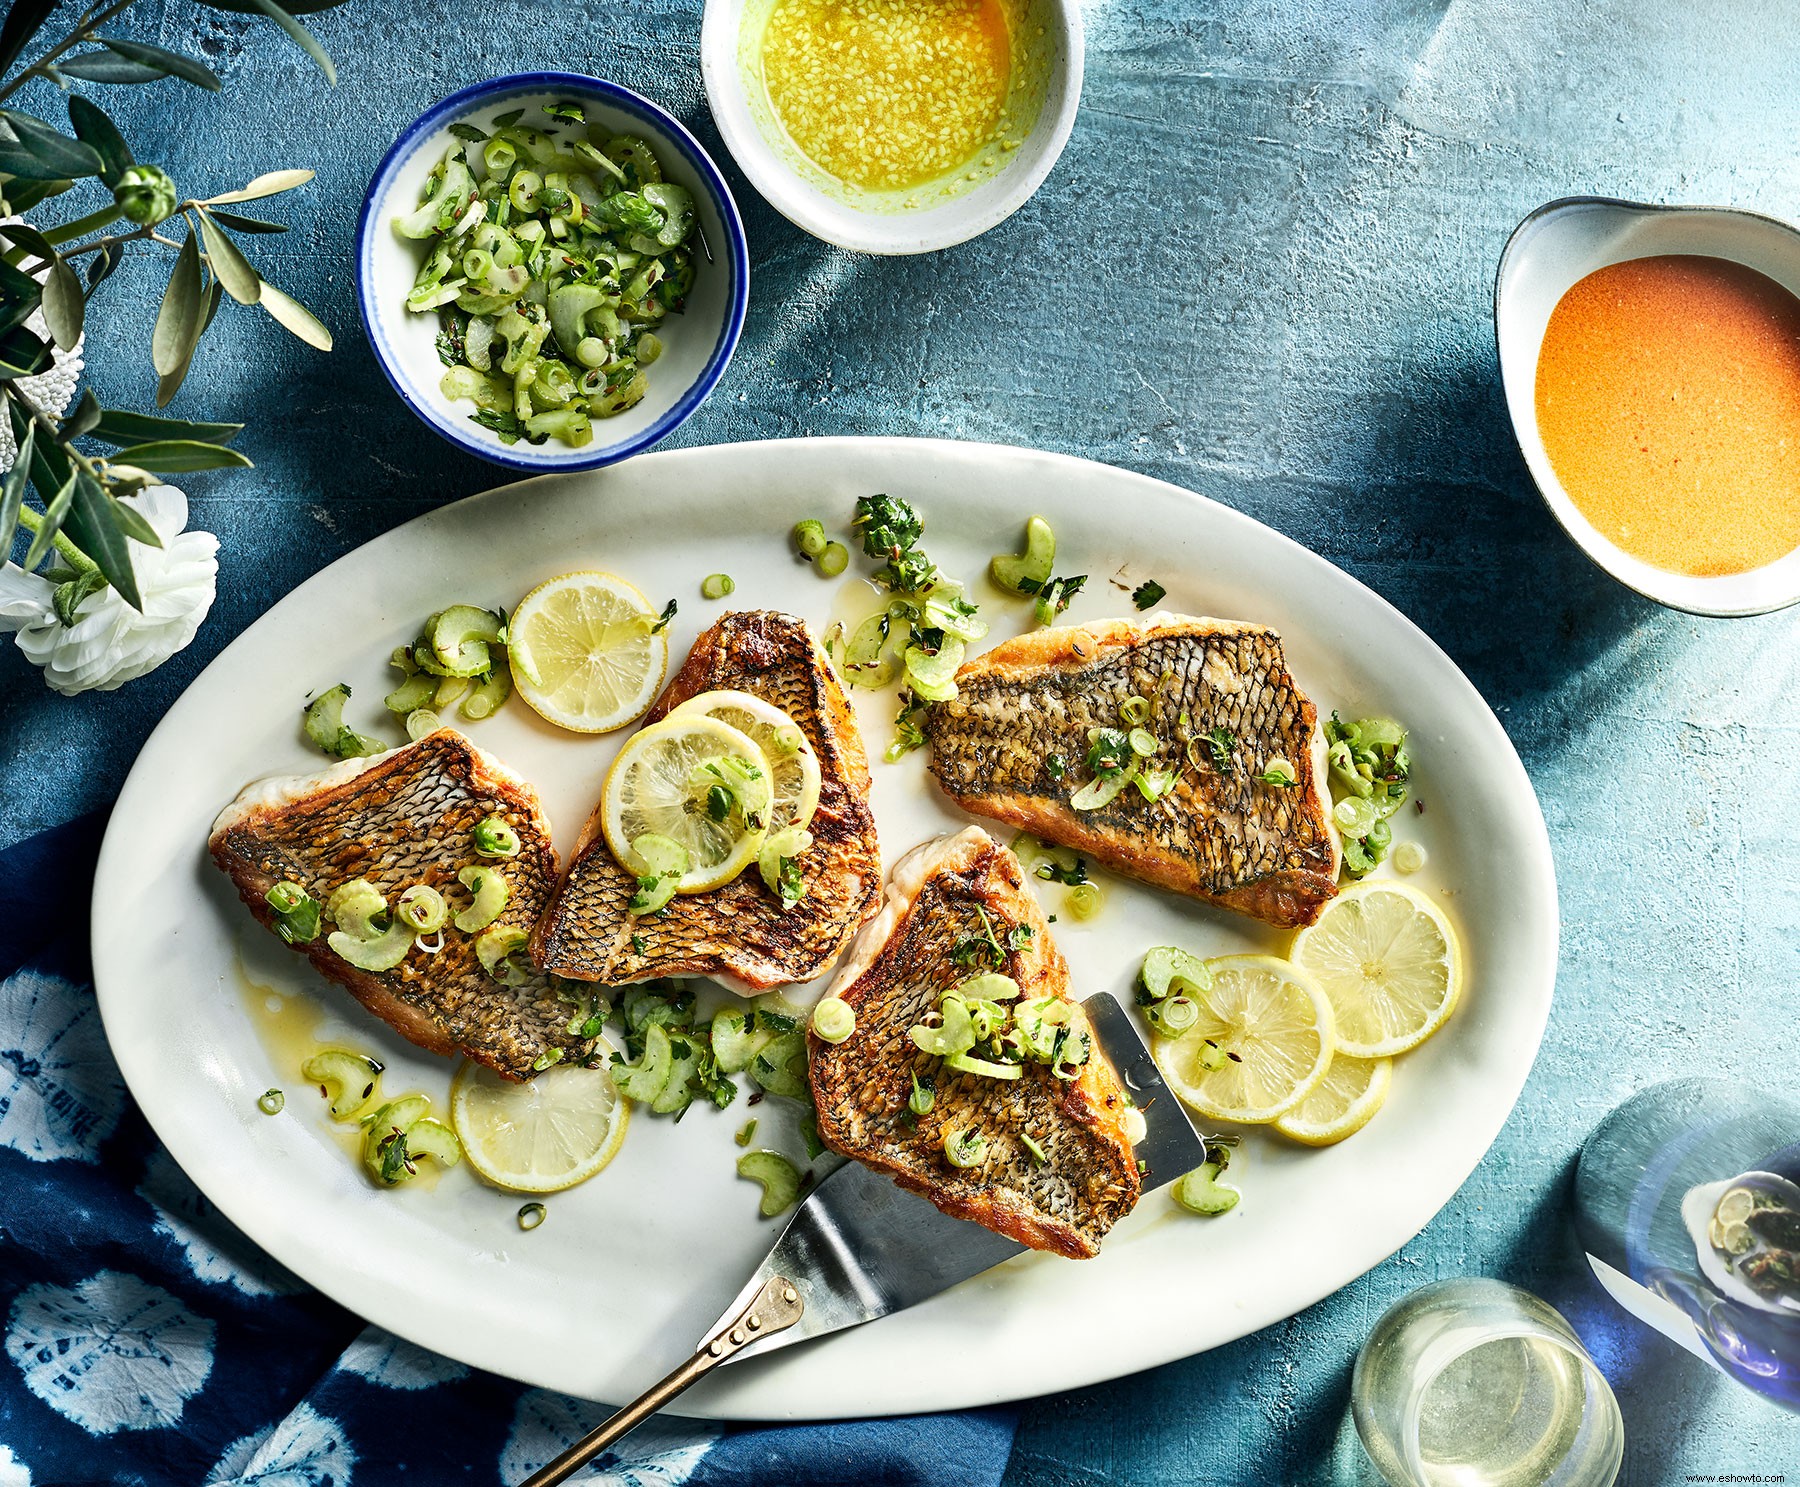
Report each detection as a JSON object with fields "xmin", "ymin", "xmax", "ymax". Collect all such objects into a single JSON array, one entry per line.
[{"xmin": 93, "ymin": 436, "xmax": 1557, "ymax": 1419}]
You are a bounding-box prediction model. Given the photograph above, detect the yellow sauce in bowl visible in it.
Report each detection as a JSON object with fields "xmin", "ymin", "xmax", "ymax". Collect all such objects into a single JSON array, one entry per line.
[
  {"xmin": 742, "ymin": 0, "xmax": 1050, "ymax": 212},
  {"xmin": 1535, "ymin": 254, "xmax": 1800, "ymax": 578}
]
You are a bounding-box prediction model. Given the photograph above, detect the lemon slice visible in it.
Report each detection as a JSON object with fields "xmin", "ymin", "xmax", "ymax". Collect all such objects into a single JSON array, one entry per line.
[
  {"xmin": 668, "ymin": 690, "xmax": 823, "ymax": 834},
  {"xmin": 1154, "ymin": 954, "xmax": 1335, "ymax": 1124},
  {"xmin": 450, "ymin": 1050, "xmax": 629, "ymax": 1194},
  {"xmin": 601, "ymin": 714, "xmax": 771, "ymax": 893},
  {"xmin": 507, "ymin": 571, "xmax": 667, "ymax": 733},
  {"xmin": 1273, "ymin": 1054, "xmax": 1393, "ymax": 1145},
  {"xmin": 1291, "ymin": 880, "xmax": 1464, "ymax": 1058}
]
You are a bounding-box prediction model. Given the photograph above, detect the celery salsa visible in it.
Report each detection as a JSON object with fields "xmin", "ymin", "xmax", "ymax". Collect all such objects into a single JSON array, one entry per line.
[{"xmin": 396, "ymin": 101, "xmax": 699, "ymax": 448}]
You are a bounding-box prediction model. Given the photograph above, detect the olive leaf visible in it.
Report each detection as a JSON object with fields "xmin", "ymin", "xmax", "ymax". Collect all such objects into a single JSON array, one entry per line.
[
  {"xmin": 202, "ymin": 168, "xmax": 314, "ymax": 205},
  {"xmin": 22, "ymin": 468, "xmax": 75, "ymax": 570},
  {"xmin": 229, "ymin": 0, "xmax": 337, "ymax": 85},
  {"xmin": 0, "ymin": 219, "xmax": 57, "ymax": 266},
  {"xmin": 92, "ymin": 409, "xmax": 243, "ymax": 447},
  {"xmin": 62, "ymin": 388, "xmax": 101, "ymax": 440},
  {"xmin": 0, "ymin": 108, "xmax": 104, "ymax": 181},
  {"xmin": 152, "ymin": 229, "xmax": 203, "ymax": 378},
  {"xmin": 93, "ymin": 36, "xmax": 224, "ymax": 91},
  {"xmin": 63, "ymin": 471, "xmax": 145, "ymax": 610},
  {"xmin": 157, "ymin": 277, "xmax": 223, "ymax": 407},
  {"xmin": 0, "ymin": 251, "xmax": 42, "ymax": 303},
  {"xmin": 257, "ymin": 278, "xmax": 332, "ymax": 349},
  {"xmin": 40, "ymin": 251, "xmax": 83, "ymax": 350},
  {"xmin": 206, "ymin": 209, "xmax": 287, "ymax": 234},
  {"xmin": 1, "ymin": 179, "xmax": 71, "ymax": 214},
  {"xmin": 85, "ymin": 239, "xmax": 121, "ymax": 291},
  {"xmin": 116, "ymin": 438, "xmax": 253, "ymax": 473},
  {"xmin": 67, "ymin": 96, "xmax": 134, "ymax": 188},
  {"xmin": 0, "ymin": 0, "xmax": 56, "ymax": 78},
  {"xmin": 0, "ymin": 324, "xmax": 51, "ymax": 379},
  {"xmin": 105, "ymin": 495, "xmax": 163, "ymax": 548},
  {"xmin": 197, "ymin": 210, "xmax": 261, "ymax": 304},
  {"xmin": 57, "ymin": 51, "xmax": 168, "ymax": 84},
  {"xmin": 199, "ymin": 0, "xmax": 350, "ymax": 13},
  {"xmin": 0, "ymin": 419, "xmax": 32, "ymax": 556}
]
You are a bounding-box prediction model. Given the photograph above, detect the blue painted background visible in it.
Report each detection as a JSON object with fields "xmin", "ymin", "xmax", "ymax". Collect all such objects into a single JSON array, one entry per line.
[{"xmin": 2, "ymin": 0, "xmax": 1797, "ymax": 1480}]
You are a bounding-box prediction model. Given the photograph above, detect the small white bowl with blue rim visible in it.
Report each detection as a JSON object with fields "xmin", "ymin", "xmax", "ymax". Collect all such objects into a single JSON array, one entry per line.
[{"xmin": 356, "ymin": 72, "xmax": 748, "ymax": 472}]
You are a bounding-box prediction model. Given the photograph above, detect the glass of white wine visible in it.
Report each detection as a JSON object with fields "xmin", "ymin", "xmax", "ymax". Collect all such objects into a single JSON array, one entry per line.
[{"xmin": 1352, "ymin": 1279, "xmax": 1624, "ymax": 1487}]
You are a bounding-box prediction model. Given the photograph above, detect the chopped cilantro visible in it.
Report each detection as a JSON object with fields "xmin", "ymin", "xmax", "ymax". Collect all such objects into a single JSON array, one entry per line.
[{"xmin": 1131, "ymin": 579, "xmax": 1167, "ymax": 610}]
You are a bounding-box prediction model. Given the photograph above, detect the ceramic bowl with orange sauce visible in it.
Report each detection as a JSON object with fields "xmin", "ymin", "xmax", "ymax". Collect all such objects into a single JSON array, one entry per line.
[{"xmin": 1496, "ymin": 197, "xmax": 1800, "ymax": 615}]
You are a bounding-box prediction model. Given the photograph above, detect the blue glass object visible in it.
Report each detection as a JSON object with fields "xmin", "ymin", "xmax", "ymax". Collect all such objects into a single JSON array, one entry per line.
[{"xmin": 1575, "ymin": 1078, "xmax": 1800, "ymax": 1412}]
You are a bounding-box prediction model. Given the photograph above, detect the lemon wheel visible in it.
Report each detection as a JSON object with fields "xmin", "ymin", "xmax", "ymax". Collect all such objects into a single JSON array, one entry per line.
[
  {"xmin": 450, "ymin": 1051, "xmax": 629, "ymax": 1195},
  {"xmin": 1273, "ymin": 1054, "xmax": 1393, "ymax": 1145},
  {"xmin": 600, "ymin": 714, "xmax": 772, "ymax": 893},
  {"xmin": 1291, "ymin": 880, "xmax": 1464, "ymax": 1058},
  {"xmin": 668, "ymin": 689, "xmax": 822, "ymax": 834},
  {"xmin": 1154, "ymin": 954, "xmax": 1336, "ymax": 1124},
  {"xmin": 507, "ymin": 571, "xmax": 667, "ymax": 733}
]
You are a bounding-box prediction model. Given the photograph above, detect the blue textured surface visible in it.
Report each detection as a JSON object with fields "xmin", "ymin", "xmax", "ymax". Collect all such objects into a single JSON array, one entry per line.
[{"xmin": 2, "ymin": 1, "xmax": 1797, "ymax": 1482}]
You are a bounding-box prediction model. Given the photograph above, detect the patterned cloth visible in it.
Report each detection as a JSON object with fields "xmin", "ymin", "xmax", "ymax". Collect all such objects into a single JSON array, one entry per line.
[{"xmin": 0, "ymin": 819, "xmax": 1017, "ymax": 1486}]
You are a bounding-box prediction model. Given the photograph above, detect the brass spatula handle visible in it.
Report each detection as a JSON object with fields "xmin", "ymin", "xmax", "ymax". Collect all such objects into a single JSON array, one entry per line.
[{"xmin": 521, "ymin": 1276, "xmax": 805, "ymax": 1487}]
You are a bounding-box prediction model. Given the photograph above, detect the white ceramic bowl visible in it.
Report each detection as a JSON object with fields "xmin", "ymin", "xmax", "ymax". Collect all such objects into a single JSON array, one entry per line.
[
  {"xmin": 701, "ymin": 0, "xmax": 1083, "ymax": 254},
  {"xmin": 356, "ymin": 72, "xmax": 749, "ymax": 472},
  {"xmin": 1495, "ymin": 196, "xmax": 1800, "ymax": 616}
]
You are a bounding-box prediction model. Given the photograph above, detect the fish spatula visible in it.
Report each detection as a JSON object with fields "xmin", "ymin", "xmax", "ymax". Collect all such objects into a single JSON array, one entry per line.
[{"xmin": 522, "ymin": 990, "xmax": 1207, "ymax": 1487}]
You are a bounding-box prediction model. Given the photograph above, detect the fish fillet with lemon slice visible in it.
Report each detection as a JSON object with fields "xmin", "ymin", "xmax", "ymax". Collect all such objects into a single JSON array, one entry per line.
[{"xmin": 531, "ymin": 611, "xmax": 882, "ymax": 991}]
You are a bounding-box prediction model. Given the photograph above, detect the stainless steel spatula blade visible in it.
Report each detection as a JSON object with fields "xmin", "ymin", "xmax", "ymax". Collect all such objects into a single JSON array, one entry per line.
[{"xmin": 705, "ymin": 989, "xmax": 1207, "ymax": 1365}]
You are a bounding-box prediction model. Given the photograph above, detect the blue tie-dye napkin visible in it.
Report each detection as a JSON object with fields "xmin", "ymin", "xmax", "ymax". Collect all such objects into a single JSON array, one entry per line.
[{"xmin": 0, "ymin": 819, "xmax": 1017, "ymax": 1486}]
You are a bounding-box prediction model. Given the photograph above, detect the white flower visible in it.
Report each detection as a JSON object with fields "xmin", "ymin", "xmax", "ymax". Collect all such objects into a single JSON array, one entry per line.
[{"xmin": 0, "ymin": 483, "xmax": 218, "ymax": 695}]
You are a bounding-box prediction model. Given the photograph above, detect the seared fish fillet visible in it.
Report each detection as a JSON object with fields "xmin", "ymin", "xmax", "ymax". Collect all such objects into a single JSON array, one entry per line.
[
  {"xmin": 925, "ymin": 616, "xmax": 1341, "ymax": 928},
  {"xmin": 210, "ymin": 729, "xmax": 591, "ymax": 1081},
  {"xmin": 532, "ymin": 611, "xmax": 882, "ymax": 991},
  {"xmin": 809, "ymin": 827, "xmax": 1140, "ymax": 1258}
]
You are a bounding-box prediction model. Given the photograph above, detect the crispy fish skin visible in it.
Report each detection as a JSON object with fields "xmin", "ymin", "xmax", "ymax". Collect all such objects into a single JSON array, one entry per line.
[
  {"xmin": 209, "ymin": 729, "xmax": 591, "ymax": 1081},
  {"xmin": 530, "ymin": 611, "xmax": 882, "ymax": 991},
  {"xmin": 809, "ymin": 827, "xmax": 1140, "ymax": 1259},
  {"xmin": 924, "ymin": 615, "xmax": 1341, "ymax": 928}
]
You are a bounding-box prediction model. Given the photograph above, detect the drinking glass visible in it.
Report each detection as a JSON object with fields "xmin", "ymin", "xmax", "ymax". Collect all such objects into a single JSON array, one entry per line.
[{"xmin": 1351, "ymin": 1278, "xmax": 1624, "ymax": 1487}]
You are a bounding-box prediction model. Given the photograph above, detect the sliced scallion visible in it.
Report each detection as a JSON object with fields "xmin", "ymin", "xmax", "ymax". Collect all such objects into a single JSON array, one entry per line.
[
  {"xmin": 701, "ymin": 572, "xmax": 735, "ymax": 600},
  {"xmin": 517, "ymin": 1201, "xmax": 547, "ymax": 1230},
  {"xmin": 396, "ymin": 884, "xmax": 448, "ymax": 934},
  {"xmin": 265, "ymin": 882, "xmax": 321, "ymax": 944},
  {"xmin": 735, "ymin": 1118, "xmax": 758, "ymax": 1147},
  {"xmin": 473, "ymin": 814, "xmax": 522, "ymax": 858},
  {"xmin": 943, "ymin": 1128, "xmax": 987, "ymax": 1168},
  {"xmin": 811, "ymin": 997, "xmax": 856, "ymax": 1044},
  {"xmin": 1020, "ymin": 1133, "xmax": 1047, "ymax": 1166},
  {"xmin": 793, "ymin": 519, "xmax": 828, "ymax": 560},
  {"xmin": 257, "ymin": 1088, "xmax": 285, "ymax": 1116},
  {"xmin": 1066, "ymin": 882, "xmax": 1103, "ymax": 920},
  {"xmin": 816, "ymin": 541, "xmax": 849, "ymax": 578},
  {"xmin": 1121, "ymin": 695, "xmax": 1151, "ymax": 726},
  {"xmin": 909, "ymin": 1072, "xmax": 935, "ymax": 1115}
]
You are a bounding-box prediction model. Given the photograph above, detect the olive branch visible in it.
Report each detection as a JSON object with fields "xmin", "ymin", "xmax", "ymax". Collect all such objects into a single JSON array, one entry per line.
[{"xmin": 0, "ymin": 0, "xmax": 345, "ymax": 613}]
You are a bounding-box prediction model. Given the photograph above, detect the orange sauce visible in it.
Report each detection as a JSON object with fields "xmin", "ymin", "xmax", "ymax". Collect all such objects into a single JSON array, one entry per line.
[{"xmin": 1534, "ymin": 254, "xmax": 1800, "ymax": 576}]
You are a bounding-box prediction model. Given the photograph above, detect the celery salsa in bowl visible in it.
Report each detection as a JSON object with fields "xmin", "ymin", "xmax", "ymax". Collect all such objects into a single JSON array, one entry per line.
[{"xmin": 356, "ymin": 73, "xmax": 748, "ymax": 471}]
